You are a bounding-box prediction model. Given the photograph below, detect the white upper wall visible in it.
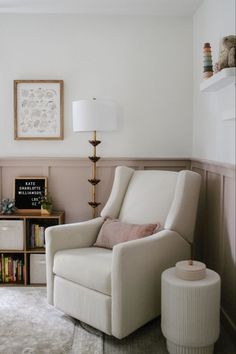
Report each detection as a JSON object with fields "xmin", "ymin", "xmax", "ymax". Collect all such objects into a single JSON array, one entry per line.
[
  {"xmin": 0, "ymin": 14, "xmax": 193, "ymax": 158},
  {"xmin": 0, "ymin": 0, "xmax": 203, "ymax": 16},
  {"xmin": 193, "ymin": 0, "xmax": 235, "ymax": 164}
]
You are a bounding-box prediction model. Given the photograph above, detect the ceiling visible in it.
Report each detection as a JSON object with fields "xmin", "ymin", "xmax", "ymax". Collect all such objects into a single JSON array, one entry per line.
[{"xmin": 0, "ymin": 0, "xmax": 203, "ymax": 15}]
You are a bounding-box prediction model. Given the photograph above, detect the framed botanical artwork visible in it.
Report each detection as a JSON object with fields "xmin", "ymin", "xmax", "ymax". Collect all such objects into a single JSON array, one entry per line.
[{"xmin": 14, "ymin": 80, "xmax": 64, "ymax": 140}]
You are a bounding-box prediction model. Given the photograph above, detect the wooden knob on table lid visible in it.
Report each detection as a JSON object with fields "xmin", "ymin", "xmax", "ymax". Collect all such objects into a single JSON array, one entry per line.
[{"xmin": 175, "ymin": 260, "xmax": 206, "ymax": 281}]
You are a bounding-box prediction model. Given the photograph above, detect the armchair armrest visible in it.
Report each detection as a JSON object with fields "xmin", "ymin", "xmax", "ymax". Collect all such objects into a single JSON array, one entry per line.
[
  {"xmin": 46, "ymin": 217, "xmax": 104, "ymax": 305},
  {"xmin": 111, "ymin": 229, "xmax": 190, "ymax": 339}
]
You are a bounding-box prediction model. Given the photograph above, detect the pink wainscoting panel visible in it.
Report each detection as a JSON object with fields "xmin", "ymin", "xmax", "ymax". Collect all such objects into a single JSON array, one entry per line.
[
  {"xmin": 191, "ymin": 159, "xmax": 236, "ymax": 334},
  {"xmin": 49, "ymin": 166, "xmax": 91, "ymax": 222},
  {"xmin": 221, "ymin": 175, "xmax": 236, "ymax": 326}
]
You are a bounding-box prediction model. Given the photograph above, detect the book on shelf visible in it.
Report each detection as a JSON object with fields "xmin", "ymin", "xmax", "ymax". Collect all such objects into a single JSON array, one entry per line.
[
  {"xmin": 0, "ymin": 254, "xmax": 25, "ymax": 284},
  {"xmin": 29, "ymin": 224, "xmax": 46, "ymax": 248}
]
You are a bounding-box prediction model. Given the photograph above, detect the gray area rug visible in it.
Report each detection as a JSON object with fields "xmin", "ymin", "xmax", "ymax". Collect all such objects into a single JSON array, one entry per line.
[
  {"xmin": 0, "ymin": 288, "xmax": 235, "ymax": 354},
  {"xmin": 0, "ymin": 287, "xmax": 75, "ymax": 354}
]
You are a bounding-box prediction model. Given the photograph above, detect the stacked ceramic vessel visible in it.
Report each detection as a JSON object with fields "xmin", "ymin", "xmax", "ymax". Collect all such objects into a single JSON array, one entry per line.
[{"xmin": 203, "ymin": 42, "xmax": 213, "ymax": 79}]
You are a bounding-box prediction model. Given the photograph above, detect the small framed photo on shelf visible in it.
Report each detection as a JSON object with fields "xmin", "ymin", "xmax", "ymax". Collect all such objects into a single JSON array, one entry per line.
[
  {"xmin": 14, "ymin": 177, "xmax": 48, "ymax": 212},
  {"xmin": 14, "ymin": 80, "xmax": 64, "ymax": 140}
]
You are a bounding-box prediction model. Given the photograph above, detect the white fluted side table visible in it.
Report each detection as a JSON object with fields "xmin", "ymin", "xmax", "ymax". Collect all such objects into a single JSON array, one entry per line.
[{"xmin": 161, "ymin": 265, "xmax": 220, "ymax": 354}]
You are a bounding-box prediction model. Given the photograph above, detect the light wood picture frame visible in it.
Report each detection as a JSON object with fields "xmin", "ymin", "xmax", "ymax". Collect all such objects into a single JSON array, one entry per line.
[{"xmin": 14, "ymin": 80, "xmax": 64, "ymax": 140}]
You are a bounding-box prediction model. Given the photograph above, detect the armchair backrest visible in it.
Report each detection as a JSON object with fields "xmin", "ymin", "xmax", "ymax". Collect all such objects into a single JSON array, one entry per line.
[{"xmin": 101, "ymin": 166, "xmax": 201, "ymax": 244}]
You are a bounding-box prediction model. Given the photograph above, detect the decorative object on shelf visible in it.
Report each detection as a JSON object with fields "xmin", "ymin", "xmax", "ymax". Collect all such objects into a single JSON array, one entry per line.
[
  {"xmin": 73, "ymin": 98, "xmax": 118, "ymax": 218},
  {"xmin": 38, "ymin": 193, "xmax": 53, "ymax": 215},
  {"xmin": 202, "ymin": 42, "xmax": 213, "ymax": 79},
  {"xmin": 218, "ymin": 35, "xmax": 236, "ymax": 70},
  {"xmin": 14, "ymin": 80, "xmax": 64, "ymax": 140},
  {"xmin": 0, "ymin": 198, "xmax": 16, "ymax": 214},
  {"xmin": 14, "ymin": 177, "xmax": 47, "ymax": 212}
]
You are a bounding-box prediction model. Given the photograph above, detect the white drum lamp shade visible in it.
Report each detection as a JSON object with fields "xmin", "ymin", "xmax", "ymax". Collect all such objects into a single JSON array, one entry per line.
[
  {"xmin": 72, "ymin": 98, "xmax": 118, "ymax": 218},
  {"xmin": 73, "ymin": 99, "xmax": 118, "ymax": 132}
]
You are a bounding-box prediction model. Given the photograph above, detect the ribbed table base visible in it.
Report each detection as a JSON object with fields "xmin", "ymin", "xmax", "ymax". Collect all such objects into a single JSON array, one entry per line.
[
  {"xmin": 167, "ymin": 340, "xmax": 214, "ymax": 354},
  {"xmin": 161, "ymin": 268, "xmax": 220, "ymax": 354}
]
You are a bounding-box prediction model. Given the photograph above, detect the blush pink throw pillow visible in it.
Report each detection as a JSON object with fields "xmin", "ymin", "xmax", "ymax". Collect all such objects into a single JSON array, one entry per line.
[{"xmin": 94, "ymin": 218, "xmax": 160, "ymax": 249}]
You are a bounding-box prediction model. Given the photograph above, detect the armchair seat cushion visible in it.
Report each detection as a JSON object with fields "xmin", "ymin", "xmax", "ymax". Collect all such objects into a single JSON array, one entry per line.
[{"xmin": 53, "ymin": 247, "xmax": 112, "ymax": 295}]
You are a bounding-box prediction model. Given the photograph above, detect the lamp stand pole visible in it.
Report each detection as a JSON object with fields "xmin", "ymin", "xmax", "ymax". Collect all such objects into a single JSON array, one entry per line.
[{"xmin": 88, "ymin": 130, "xmax": 101, "ymax": 218}]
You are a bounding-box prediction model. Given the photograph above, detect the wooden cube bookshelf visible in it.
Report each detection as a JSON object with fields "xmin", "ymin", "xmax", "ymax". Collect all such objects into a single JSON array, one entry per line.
[{"xmin": 0, "ymin": 211, "xmax": 64, "ymax": 286}]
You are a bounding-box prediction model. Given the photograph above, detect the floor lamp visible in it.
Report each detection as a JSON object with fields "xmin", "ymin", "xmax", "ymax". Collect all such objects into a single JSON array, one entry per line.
[{"xmin": 73, "ymin": 98, "xmax": 118, "ymax": 218}]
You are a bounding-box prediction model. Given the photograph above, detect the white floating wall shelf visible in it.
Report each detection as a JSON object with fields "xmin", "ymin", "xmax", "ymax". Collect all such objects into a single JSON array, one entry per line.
[{"xmin": 200, "ymin": 68, "xmax": 236, "ymax": 92}]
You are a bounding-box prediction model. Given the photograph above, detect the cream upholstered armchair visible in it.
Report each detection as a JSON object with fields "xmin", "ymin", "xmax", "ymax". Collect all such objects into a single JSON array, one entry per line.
[{"xmin": 46, "ymin": 167, "xmax": 201, "ymax": 339}]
